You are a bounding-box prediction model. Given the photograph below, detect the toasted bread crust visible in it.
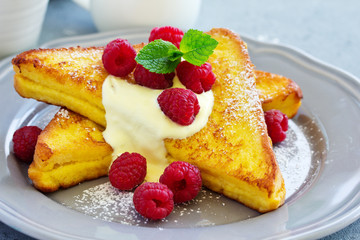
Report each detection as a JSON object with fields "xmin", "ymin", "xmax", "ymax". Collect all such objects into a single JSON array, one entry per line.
[
  {"xmin": 28, "ymin": 108, "xmax": 113, "ymax": 192},
  {"xmin": 12, "ymin": 44, "xmax": 144, "ymax": 126},
  {"xmin": 255, "ymin": 70, "xmax": 302, "ymax": 118}
]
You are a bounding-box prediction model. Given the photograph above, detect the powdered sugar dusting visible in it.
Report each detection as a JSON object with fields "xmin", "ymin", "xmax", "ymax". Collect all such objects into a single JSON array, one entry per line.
[
  {"xmin": 69, "ymin": 120, "xmax": 314, "ymax": 226},
  {"xmin": 72, "ymin": 182, "xmax": 144, "ymax": 225},
  {"xmin": 56, "ymin": 108, "xmax": 70, "ymax": 120},
  {"xmin": 219, "ymin": 40, "xmax": 266, "ymax": 137},
  {"xmin": 275, "ymin": 120, "xmax": 312, "ymax": 198},
  {"xmin": 54, "ymin": 47, "xmax": 105, "ymax": 94},
  {"xmin": 71, "ymin": 183, "xmax": 258, "ymax": 226},
  {"xmin": 71, "ymin": 183, "xmax": 215, "ymax": 225}
]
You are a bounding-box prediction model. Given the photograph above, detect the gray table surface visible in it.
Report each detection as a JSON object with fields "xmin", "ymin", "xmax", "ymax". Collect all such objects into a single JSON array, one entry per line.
[{"xmin": 1, "ymin": 0, "xmax": 360, "ymax": 239}]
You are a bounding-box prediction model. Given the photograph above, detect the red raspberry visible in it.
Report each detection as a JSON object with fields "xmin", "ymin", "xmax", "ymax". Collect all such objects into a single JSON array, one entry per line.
[
  {"xmin": 149, "ymin": 26, "xmax": 184, "ymax": 48},
  {"xmin": 102, "ymin": 38, "xmax": 137, "ymax": 77},
  {"xmin": 157, "ymin": 88, "xmax": 200, "ymax": 126},
  {"xmin": 109, "ymin": 152, "xmax": 147, "ymax": 190},
  {"xmin": 12, "ymin": 126, "xmax": 42, "ymax": 163},
  {"xmin": 264, "ymin": 109, "xmax": 289, "ymax": 143},
  {"xmin": 160, "ymin": 161, "xmax": 202, "ymax": 203},
  {"xmin": 133, "ymin": 182, "xmax": 174, "ymax": 220},
  {"xmin": 176, "ymin": 61, "xmax": 216, "ymax": 94},
  {"xmin": 134, "ymin": 64, "xmax": 175, "ymax": 89}
]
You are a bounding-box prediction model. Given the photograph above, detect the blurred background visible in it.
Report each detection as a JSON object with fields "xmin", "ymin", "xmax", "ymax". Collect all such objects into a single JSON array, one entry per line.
[{"xmin": 1, "ymin": 0, "xmax": 360, "ymax": 239}]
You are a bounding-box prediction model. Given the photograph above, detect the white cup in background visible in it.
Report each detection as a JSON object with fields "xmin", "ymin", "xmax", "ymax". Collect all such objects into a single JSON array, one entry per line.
[
  {"xmin": 0, "ymin": 0, "xmax": 49, "ymax": 58},
  {"xmin": 73, "ymin": 0, "xmax": 202, "ymax": 32}
]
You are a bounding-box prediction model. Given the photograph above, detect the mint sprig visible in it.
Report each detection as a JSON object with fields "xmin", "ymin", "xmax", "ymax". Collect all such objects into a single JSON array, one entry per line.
[
  {"xmin": 135, "ymin": 29, "xmax": 218, "ymax": 74},
  {"xmin": 180, "ymin": 29, "xmax": 219, "ymax": 66}
]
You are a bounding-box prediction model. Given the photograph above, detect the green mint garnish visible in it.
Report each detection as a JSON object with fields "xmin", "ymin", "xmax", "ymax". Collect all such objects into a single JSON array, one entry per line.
[
  {"xmin": 135, "ymin": 39, "xmax": 182, "ymax": 74},
  {"xmin": 180, "ymin": 29, "xmax": 219, "ymax": 66},
  {"xmin": 135, "ymin": 29, "xmax": 218, "ymax": 74}
]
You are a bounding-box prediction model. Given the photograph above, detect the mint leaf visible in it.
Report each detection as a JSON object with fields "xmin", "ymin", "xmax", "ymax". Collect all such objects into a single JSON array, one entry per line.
[
  {"xmin": 168, "ymin": 50, "xmax": 183, "ymax": 61},
  {"xmin": 135, "ymin": 39, "xmax": 183, "ymax": 74},
  {"xmin": 135, "ymin": 29, "xmax": 218, "ymax": 73},
  {"xmin": 180, "ymin": 29, "xmax": 218, "ymax": 66}
]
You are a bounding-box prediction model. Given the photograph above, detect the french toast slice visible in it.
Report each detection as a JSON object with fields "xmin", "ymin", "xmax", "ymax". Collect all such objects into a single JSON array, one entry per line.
[
  {"xmin": 13, "ymin": 28, "xmax": 286, "ymax": 212},
  {"xmin": 28, "ymin": 108, "xmax": 112, "ymax": 192},
  {"xmin": 164, "ymin": 28, "xmax": 285, "ymax": 212},
  {"xmin": 12, "ymin": 46, "xmax": 109, "ymax": 127},
  {"xmin": 255, "ymin": 70, "xmax": 302, "ymax": 118}
]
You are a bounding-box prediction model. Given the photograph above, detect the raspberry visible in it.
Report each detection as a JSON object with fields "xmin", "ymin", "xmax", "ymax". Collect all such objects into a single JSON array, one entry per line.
[
  {"xmin": 102, "ymin": 38, "xmax": 137, "ymax": 77},
  {"xmin": 264, "ymin": 109, "xmax": 289, "ymax": 143},
  {"xmin": 176, "ymin": 61, "xmax": 216, "ymax": 94},
  {"xmin": 160, "ymin": 161, "xmax": 202, "ymax": 203},
  {"xmin": 157, "ymin": 88, "xmax": 200, "ymax": 126},
  {"xmin": 149, "ymin": 26, "xmax": 184, "ymax": 48},
  {"xmin": 134, "ymin": 64, "xmax": 175, "ymax": 89},
  {"xmin": 12, "ymin": 126, "xmax": 42, "ymax": 163},
  {"xmin": 109, "ymin": 152, "xmax": 147, "ymax": 190},
  {"xmin": 133, "ymin": 182, "xmax": 174, "ymax": 220}
]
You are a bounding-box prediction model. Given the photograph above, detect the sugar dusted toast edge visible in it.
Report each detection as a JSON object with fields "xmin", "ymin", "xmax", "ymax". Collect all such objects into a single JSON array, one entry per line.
[
  {"xmin": 12, "ymin": 28, "xmax": 291, "ymax": 212},
  {"xmin": 255, "ymin": 70, "xmax": 302, "ymax": 118},
  {"xmin": 28, "ymin": 108, "xmax": 112, "ymax": 192},
  {"xmin": 12, "ymin": 44, "xmax": 144, "ymax": 127}
]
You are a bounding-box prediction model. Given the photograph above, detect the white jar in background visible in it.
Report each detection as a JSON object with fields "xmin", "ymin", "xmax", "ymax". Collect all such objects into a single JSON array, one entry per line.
[
  {"xmin": 0, "ymin": 0, "xmax": 49, "ymax": 58},
  {"xmin": 73, "ymin": 0, "xmax": 202, "ymax": 31}
]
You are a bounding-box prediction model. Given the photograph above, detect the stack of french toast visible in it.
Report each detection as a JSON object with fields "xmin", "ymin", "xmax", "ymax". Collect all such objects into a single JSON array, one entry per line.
[{"xmin": 12, "ymin": 28, "xmax": 302, "ymax": 213}]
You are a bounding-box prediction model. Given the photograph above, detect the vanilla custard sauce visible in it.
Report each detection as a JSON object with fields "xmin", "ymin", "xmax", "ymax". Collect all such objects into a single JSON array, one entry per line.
[{"xmin": 102, "ymin": 75, "xmax": 214, "ymax": 182}]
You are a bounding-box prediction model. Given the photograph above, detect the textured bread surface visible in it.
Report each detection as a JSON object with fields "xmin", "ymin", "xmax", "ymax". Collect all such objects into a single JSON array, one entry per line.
[
  {"xmin": 164, "ymin": 29, "xmax": 285, "ymax": 212},
  {"xmin": 14, "ymin": 28, "xmax": 287, "ymax": 212},
  {"xmin": 12, "ymin": 44, "xmax": 144, "ymax": 127},
  {"xmin": 255, "ymin": 70, "xmax": 302, "ymax": 118},
  {"xmin": 28, "ymin": 108, "xmax": 112, "ymax": 192}
]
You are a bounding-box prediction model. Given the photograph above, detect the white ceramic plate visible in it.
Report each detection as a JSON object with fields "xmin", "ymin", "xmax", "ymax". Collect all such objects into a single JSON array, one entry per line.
[{"xmin": 1, "ymin": 28, "xmax": 360, "ymax": 240}]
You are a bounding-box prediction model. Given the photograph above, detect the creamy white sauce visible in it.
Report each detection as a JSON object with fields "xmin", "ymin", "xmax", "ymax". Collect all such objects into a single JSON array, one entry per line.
[{"xmin": 102, "ymin": 75, "xmax": 214, "ymax": 182}]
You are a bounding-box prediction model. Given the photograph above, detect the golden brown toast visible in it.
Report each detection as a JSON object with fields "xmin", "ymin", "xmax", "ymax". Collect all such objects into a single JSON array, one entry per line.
[
  {"xmin": 12, "ymin": 46, "xmax": 108, "ymax": 126},
  {"xmin": 255, "ymin": 70, "xmax": 302, "ymax": 118},
  {"xmin": 28, "ymin": 108, "xmax": 112, "ymax": 192},
  {"xmin": 12, "ymin": 44, "xmax": 146, "ymax": 127},
  {"xmin": 13, "ymin": 28, "xmax": 286, "ymax": 212},
  {"xmin": 164, "ymin": 29, "xmax": 285, "ymax": 212}
]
